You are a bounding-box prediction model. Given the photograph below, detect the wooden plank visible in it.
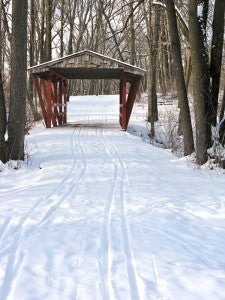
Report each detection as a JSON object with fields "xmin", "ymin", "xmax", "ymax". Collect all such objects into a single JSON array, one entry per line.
[
  {"xmin": 52, "ymin": 81, "xmax": 58, "ymax": 126},
  {"xmin": 33, "ymin": 77, "xmax": 48, "ymax": 126},
  {"xmin": 57, "ymin": 80, "xmax": 63, "ymax": 125},
  {"xmin": 119, "ymin": 76, "xmax": 127, "ymax": 130},
  {"xmin": 42, "ymin": 79, "xmax": 53, "ymax": 128},
  {"xmin": 63, "ymin": 79, "xmax": 67, "ymax": 123},
  {"xmin": 125, "ymin": 78, "xmax": 141, "ymax": 130}
]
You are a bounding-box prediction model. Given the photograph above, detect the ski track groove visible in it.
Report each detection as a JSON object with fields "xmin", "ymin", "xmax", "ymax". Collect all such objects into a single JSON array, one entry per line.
[
  {"xmin": 103, "ymin": 129, "xmax": 141, "ymax": 300},
  {"xmin": 74, "ymin": 105, "xmax": 110, "ymax": 300},
  {"xmin": 97, "ymin": 128, "xmax": 118, "ymax": 300},
  {"xmin": 96, "ymin": 126, "xmax": 140, "ymax": 300},
  {"xmin": 0, "ymin": 216, "xmax": 12, "ymax": 240},
  {"xmin": 0, "ymin": 126, "xmax": 87, "ymax": 299},
  {"xmin": 73, "ymin": 210, "xmax": 92, "ymax": 300},
  {"xmin": 72, "ymin": 102, "xmax": 114, "ymax": 299}
]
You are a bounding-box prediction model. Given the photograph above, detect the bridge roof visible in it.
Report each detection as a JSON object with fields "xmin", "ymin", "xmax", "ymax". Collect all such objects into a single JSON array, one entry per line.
[{"xmin": 29, "ymin": 50, "xmax": 146, "ymax": 83}]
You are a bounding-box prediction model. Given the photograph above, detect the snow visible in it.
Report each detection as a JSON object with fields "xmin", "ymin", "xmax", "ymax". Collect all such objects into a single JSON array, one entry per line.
[
  {"xmin": 197, "ymin": 3, "xmax": 204, "ymax": 19},
  {"xmin": 0, "ymin": 95, "xmax": 225, "ymax": 300}
]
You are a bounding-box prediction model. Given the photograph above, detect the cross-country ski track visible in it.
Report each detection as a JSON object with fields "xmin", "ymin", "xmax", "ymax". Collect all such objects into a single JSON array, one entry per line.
[{"xmin": 0, "ymin": 95, "xmax": 225, "ymax": 300}]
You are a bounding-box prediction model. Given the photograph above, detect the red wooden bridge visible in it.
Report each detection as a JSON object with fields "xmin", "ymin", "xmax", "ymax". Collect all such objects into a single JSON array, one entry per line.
[{"xmin": 29, "ymin": 50, "xmax": 145, "ymax": 130}]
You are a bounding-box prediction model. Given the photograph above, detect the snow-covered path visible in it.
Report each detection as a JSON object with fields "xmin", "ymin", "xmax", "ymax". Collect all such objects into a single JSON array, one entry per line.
[{"xmin": 0, "ymin": 96, "xmax": 225, "ymax": 300}]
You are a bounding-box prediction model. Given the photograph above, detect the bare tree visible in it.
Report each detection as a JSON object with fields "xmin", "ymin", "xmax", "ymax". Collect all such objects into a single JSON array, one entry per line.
[
  {"xmin": 143, "ymin": 2, "xmax": 159, "ymax": 138},
  {"xmin": 0, "ymin": 71, "xmax": 7, "ymax": 163},
  {"xmin": 7, "ymin": 0, "xmax": 28, "ymax": 161},
  {"xmin": 210, "ymin": 0, "xmax": 225, "ymax": 126},
  {"xmin": 0, "ymin": 0, "xmax": 9, "ymax": 162},
  {"xmin": 165, "ymin": 0, "xmax": 194, "ymax": 156},
  {"xmin": 45, "ymin": 0, "xmax": 52, "ymax": 61},
  {"xmin": 189, "ymin": 0, "xmax": 209, "ymax": 164}
]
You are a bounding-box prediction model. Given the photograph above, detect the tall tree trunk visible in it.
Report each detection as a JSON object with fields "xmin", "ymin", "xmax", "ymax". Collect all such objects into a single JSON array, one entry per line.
[
  {"xmin": 189, "ymin": 0, "xmax": 208, "ymax": 164},
  {"xmin": 7, "ymin": 0, "xmax": 28, "ymax": 161},
  {"xmin": 28, "ymin": 0, "xmax": 40, "ymax": 121},
  {"xmin": 0, "ymin": 70, "xmax": 7, "ymax": 163},
  {"xmin": 165, "ymin": 0, "xmax": 194, "ymax": 156},
  {"xmin": 40, "ymin": 0, "xmax": 46, "ymax": 63},
  {"xmin": 210, "ymin": 0, "xmax": 225, "ymax": 126},
  {"xmin": 75, "ymin": 4, "xmax": 90, "ymax": 52},
  {"xmin": 45, "ymin": 0, "xmax": 52, "ymax": 61},
  {"xmin": 143, "ymin": 2, "xmax": 159, "ymax": 137},
  {"xmin": 129, "ymin": 2, "xmax": 136, "ymax": 65},
  {"xmin": 1, "ymin": 0, "xmax": 11, "ymax": 44},
  {"xmin": 68, "ymin": 0, "xmax": 76, "ymax": 55},
  {"xmin": 0, "ymin": 0, "xmax": 7, "ymax": 162},
  {"xmin": 60, "ymin": 0, "xmax": 65, "ymax": 57}
]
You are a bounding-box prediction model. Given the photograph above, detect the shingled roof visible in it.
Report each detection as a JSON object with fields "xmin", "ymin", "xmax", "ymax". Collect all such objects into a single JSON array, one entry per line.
[{"xmin": 29, "ymin": 50, "xmax": 146, "ymax": 82}]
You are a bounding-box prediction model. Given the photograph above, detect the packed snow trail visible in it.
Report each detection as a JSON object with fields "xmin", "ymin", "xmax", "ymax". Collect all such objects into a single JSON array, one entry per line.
[{"xmin": 0, "ymin": 95, "xmax": 225, "ymax": 299}]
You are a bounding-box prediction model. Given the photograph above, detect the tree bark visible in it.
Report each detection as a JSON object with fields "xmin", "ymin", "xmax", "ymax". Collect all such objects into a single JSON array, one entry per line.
[
  {"xmin": 210, "ymin": 0, "xmax": 225, "ymax": 126},
  {"xmin": 68, "ymin": 0, "xmax": 76, "ymax": 55},
  {"xmin": 0, "ymin": 0, "xmax": 7, "ymax": 162},
  {"xmin": 60, "ymin": 0, "xmax": 65, "ymax": 57},
  {"xmin": 40, "ymin": 0, "xmax": 46, "ymax": 63},
  {"xmin": 7, "ymin": 0, "xmax": 28, "ymax": 161},
  {"xmin": 219, "ymin": 86, "xmax": 225, "ymax": 122},
  {"xmin": 189, "ymin": 0, "xmax": 208, "ymax": 164},
  {"xmin": 165, "ymin": 0, "xmax": 194, "ymax": 156},
  {"xmin": 129, "ymin": 2, "xmax": 136, "ymax": 65},
  {"xmin": 143, "ymin": 2, "xmax": 159, "ymax": 135},
  {"xmin": 0, "ymin": 69, "xmax": 7, "ymax": 163},
  {"xmin": 45, "ymin": 0, "xmax": 52, "ymax": 61}
]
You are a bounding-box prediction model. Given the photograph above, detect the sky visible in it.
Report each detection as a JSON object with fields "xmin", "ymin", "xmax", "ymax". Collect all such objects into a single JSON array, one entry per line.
[{"xmin": 0, "ymin": 95, "xmax": 225, "ymax": 300}]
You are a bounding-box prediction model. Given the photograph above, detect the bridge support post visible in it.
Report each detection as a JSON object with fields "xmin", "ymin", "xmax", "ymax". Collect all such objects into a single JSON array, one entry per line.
[
  {"xmin": 119, "ymin": 76, "xmax": 127, "ymax": 130},
  {"xmin": 125, "ymin": 78, "xmax": 141, "ymax": 130},
  {"xmin": 33, "ymin": 74, "xmax": 67, "ymax": 128},
  {"xmin": 119, "ymin": 76, "xmax": 141, "ymax": 130}
]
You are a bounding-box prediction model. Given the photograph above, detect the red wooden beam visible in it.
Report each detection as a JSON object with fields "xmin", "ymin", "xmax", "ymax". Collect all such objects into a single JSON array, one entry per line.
[
  {"xmin": 41, "ymin": 79, "xmax": 52, "ymax": 128},
  {"xmin": 119, "ymin": 76, "xmax": 127, "ymax": 130},
  {"xmin": 56, "ymin": 80, "xmax": 62, "ymax": 125},
  {"xmin": 33, "ymin": 76, "xmax": 48, "ymax": 126},
  {"xmin": 52, "ymin": 81, "xmax": 58, "ymax": 126},
  {"xmin": 125, "ymin": 78, "xmax": 141, "ymax": 130},
  {"xmin": 63, "ymin": 79, "xmax": 67, "ymax": 123},
  {"xmin": 33, "ymin": 71, "xmax": 68, "ymax": 128}
]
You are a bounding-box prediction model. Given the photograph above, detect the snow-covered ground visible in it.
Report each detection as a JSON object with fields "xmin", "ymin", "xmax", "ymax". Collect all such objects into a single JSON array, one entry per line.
[{"xmin": 0, "ymin": 95, "xmax": 225, "ymax": 300}]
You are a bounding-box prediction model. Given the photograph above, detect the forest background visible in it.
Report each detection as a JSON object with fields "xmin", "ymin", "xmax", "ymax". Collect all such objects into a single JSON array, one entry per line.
[{"xmin": 0, "ymin": 0, "xmax": 224, "ymax": 166}]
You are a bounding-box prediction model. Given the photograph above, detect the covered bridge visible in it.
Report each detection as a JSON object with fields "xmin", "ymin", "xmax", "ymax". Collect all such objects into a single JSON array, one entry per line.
[{"xmin": 29, "ymin": 50, "xmax": 145, "ymax": 130}]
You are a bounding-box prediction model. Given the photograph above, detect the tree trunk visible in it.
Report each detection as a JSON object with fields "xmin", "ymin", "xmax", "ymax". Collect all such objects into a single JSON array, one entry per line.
[
  {"xmin": 40, "ymin": 0, "xmax": 46, "ymax": 63},
  {"xmin": 143, "ymin": 2, "xmax": 159, "ymax": 135},
  {"xmin": 60, "ymin": 0, "xmax": 65, "ymax": 57},
  {"xmin": 0, "ymin": 0, "xmax": 7, "ymax": 162},
  {"xmin": 189, "ymin": 0, "xmax": 208, "ymax": 165},
  {"xmin": 129, "ymin": 2, "xmax": 136, "ymax": 65},
  {"xmin": 210, "ymin": 0, "xmax": 225, "ymax": 126},
  {"xmin": 1, "ymin": 0, "xmax": 11, "ymax": 45},
  {"xmin": 0, "ymin": 70, "xmax": 7, "ymax": 162},
  {"xmin": 219, "ymin": 86, "xmax": 225, "ymax": 122},
  {"xmin": 45, "ymin": 0, "xmax": 52, "ymax": 61},
  {"xmin": 165, "ymin": 0, "xmax": 194, "ymax": 156},
  {"xmin": 68, "ymin": 1, "xmax": 76, "ymax": 55},
  {"xmin": 28, "ymin": 0, "xmax": 40, "ymax": 121},
  {"xmin": 7, "ymin": 0, "xmax": 28, "ymax": 161}
]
